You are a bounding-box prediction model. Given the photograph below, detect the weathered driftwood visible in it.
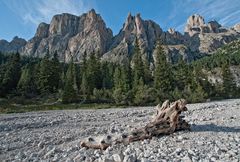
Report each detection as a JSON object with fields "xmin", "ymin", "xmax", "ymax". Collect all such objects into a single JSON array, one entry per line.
[{"xmin": 80, "ymin": 99, "xmax": 190, "ymax": 150}]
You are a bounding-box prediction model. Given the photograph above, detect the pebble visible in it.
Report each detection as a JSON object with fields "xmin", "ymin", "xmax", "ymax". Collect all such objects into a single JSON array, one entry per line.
[
  {"xmin": 183, "ymin": 155, "xmax": 192, "ymax": 162},
  {"xmin": 44, "ymin": 147, "xmax": 56, "ymax": 158},
  {"xmin": 37, "ymin": 141, "xmax": 44, "ymax": 148},
  {"xmin": 112, "ymin": 153, "xmax": 124, "ymax": 162},
  {"xmin": 177, "ymin": 136, "xmax": 183, "ymax": 140},
  {"xmin": 123, "ymin": 154, "xmax": 137, "ymax": 162}
]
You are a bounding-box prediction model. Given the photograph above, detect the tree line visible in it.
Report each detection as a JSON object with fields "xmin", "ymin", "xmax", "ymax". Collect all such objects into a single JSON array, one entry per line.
[{"xmin": 0, "ymin": 40, "xmax": 239, "ymax": 105}]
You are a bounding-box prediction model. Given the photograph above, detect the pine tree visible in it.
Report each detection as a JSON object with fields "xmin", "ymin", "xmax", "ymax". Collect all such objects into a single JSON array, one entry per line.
[
  {"xmin": 80, "ymin": 72, "xmax": 88, "ymax": 99},
  {"xmin": 101, "ymin": 62, "xmax": 113, "ymax": 89},
  {"xmin": 17, "ymin": 64, "xmax": 37, "ymax": 97},
  {"xmin": 192, "ymin": 82, "xmax": 207, "ymax": 102},
  {"xmin": 85, "ymin": 52, "xmax": 102, "ymax": 95},
  {"xmin": 38, "ymin": 52, "xmax": 52, "ymax": 93},
  {"xmin": 143, "ymin": 54, "xmax": 152, "ymax": 84},
  {"xmin": 50, "ymin": 51, "xmax": 61, "ymax": 92},
  {"xmin": 33, "ymin": 62, "xmax": 41, "ymax": 94},
  {"xmin": 113, "ymin": 67, "xmax": 121, "ymax": 88},
  {"xmin": 1, "ymin": 52, "xmax": 21, "ymax": 95},
  {"xmin": 132, "ymin": 38, "xmax": 144, "ymax": 89},
  {"xmin": 62, "ymin": 59, "xmax": 78, "ymax": 103},
  {"xmin": 174, "ymin": 56, "xmax": 191, "ymax": 91},
  {"xmin": 113, "ymin": 66, "xmax": 131, "ymax": 105},
  {"xmin": 133, "ymin": 77, "xmax": 149, "ymax": 105},
  {"xmin": 154, "ymin": 40, "xmax": 172, "ymax": 101},
  {"xmin": 221, "ymin": 63, "xmax": 236, "ymax": 98},
  {"xmin": 81, "ymin": 51, "xmax": 87, "ymax": 74}
]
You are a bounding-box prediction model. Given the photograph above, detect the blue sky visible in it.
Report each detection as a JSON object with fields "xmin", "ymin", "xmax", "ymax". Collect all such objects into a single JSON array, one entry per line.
[{"xmin": 0, "ymin": 0, "xmax": 240, "ymax": 41}]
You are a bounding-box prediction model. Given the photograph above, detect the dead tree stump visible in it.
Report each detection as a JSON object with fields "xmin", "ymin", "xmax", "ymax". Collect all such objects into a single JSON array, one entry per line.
[{"xmin": 80, "ymin": 99, "xmax": 190, "ymax": 150}]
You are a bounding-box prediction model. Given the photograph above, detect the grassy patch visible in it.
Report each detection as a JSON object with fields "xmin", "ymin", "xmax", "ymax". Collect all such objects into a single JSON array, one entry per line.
[{"xmin": 0, "ymin": 98, "xmax": 118, "ymax": 114}]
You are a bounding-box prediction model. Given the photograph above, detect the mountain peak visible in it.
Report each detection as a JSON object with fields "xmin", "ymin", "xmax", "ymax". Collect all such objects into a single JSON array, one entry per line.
[
  {"xmin": 184, "ymin": 14, "xmax": 224, "ymax": 36},
  {"xmin": 186, "ymin": 14, "xmax": 205, "ymax": 29},
  {"xmin": 87, "ymin": 8, "xmax": 97, "ymax": 18},
  {"xmin": 127, "ymin": 12, "xmax": 132, "ymax": 18}
]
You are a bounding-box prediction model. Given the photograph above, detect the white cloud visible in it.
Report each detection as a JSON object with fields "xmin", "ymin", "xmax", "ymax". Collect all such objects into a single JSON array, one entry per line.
[{"xmin": 2, "ymin": 0, "xmax": 95, "ymax": 25}]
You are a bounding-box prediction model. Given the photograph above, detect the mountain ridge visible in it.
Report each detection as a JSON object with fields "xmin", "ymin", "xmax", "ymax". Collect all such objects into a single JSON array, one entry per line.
[{"xmin": 1, "ymin": 9, "xmax": 240, "ymax": 63}]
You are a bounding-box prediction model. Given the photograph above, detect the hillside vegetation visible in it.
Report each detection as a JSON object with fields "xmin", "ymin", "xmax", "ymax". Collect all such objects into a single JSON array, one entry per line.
[{"xmin": 0, "ymin": 40, "xmax": 240, "ymax": 113}]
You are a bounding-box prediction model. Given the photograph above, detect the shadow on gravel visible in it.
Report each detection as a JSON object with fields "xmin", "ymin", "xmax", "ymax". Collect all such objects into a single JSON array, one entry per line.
[{"xmin": 191, "ymin": 124, "xmax": 240, "ymax": 133}]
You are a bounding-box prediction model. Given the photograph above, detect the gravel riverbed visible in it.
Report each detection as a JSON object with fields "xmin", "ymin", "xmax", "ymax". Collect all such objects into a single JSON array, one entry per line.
[{"xmin": 0, "ymin": 99, "xmax": 240, "ymax": 162}]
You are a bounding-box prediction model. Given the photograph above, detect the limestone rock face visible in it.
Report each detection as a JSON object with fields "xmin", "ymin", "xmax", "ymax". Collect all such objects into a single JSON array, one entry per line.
[
  {"xmin": 0, "ymin": 36, "xmax": 26, "ymax": 53},
  {"xmin": 207, "ymin": 21, "xmax": 221, "ymax": 33},
  {"xmin": 21, "ymin": 9, "xmax": 113, "ymax": 61},
  {"xmin": 184, "ymin": 14, "xmax": 206, "ymax": 36},
  {"xmin": 183, "ymin": 14, "xmax": 240, "ymax": 55},
  {"xmin": 66, "ymin": 9, "xmax": 113, "ymax": 61},
  {"xmin": 233, "ymin": 24, "xmax": 240, "ymax": 32},
  {"xmin": 184, "ymin": 14, "xmax": 223, "ymax": 36},
  {"xmin": 115, "ymin": 13, "xmax": 163, "ymax": 53},
  {"xmin": 164, "ymin": 28, "xmax": 184, "ymax": 45},
  {"xmin": 35, "ymin": 23, "xmax": 49, "ymax": 38},
  {"xmin": 102, "ymin": 13, "xmax": 187, "ymax": 63}
]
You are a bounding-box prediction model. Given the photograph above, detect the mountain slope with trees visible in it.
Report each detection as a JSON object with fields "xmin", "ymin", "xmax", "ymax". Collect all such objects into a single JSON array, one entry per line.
[{"xmin": 0, "ymin": 39, "xmax": 239, "ymax": 110}]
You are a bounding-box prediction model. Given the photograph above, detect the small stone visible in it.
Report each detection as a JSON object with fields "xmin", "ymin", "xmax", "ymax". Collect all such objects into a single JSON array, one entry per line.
[
  {"xmin": 52, "ymin": 154, "xmax": 60, "ymax": 161},
  {"xmin": 30, "ymin": 153, "xmax": 38, "ymax": 158},
  {"xmin": 38, "ymin": 141, "xmax": 44, "ymax": 148},
  {"xmin": 177, "ymin": 136, "xmax": 183, "ymax": 140},
  {"xmin": 112, "ymin": 153, "xmax": 124, "ymax": 162},
  {"xmin": 141, "ymin": 158, "xmax": 151, "ymax": 162},
  {"xmin": 123, "ymin": 148, "xmax": 131, "ymax": 155},
  {"xmin": 44, "ymin": 147, "xmax": 56, "ymax": 158},
  {"xmin": 66, "ymin": 158, "xmax": 73, "ymax": 162},
  {"xmin": 15, "ymin": 151, "xmax": 26, "ymax": 160},
  {"xmin": 188, "ymin": 149, "xmax": 196, "ymax": 156},
  {"xmin": 183, "ymin": 155, "xmax": 192, "ymax": 162},
  {"xmin": 210, "ymin": 157, "xmax": 217, "ymax": 161},
  {"xmin": 123, "ymin": 154, "xmax": 136, "ymax": 162},
  {"xmin": 227, "ymin": 150, "xmax": 236, "ymax": 156},
  {"xmin": 175, "ymin": 148, "xmax": 182, "ymax": 154},
  {"xmin": 99, "ymin": 156, "xmax": 114, "ymax": 162},
  {"xmin": 73, "ymin": 154, "xmax": 86, "ymax": 162}
]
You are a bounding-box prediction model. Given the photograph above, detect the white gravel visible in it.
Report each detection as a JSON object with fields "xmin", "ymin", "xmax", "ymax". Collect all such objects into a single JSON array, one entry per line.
[{"xmin": 0, "ymin": 99, "xmax": 240, "ymax": 162}]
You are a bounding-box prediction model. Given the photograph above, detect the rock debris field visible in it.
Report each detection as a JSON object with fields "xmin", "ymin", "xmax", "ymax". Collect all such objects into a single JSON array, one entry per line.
[{"xmin": 0, "ymin": 99, "xmax": 240, "ymax": 162}]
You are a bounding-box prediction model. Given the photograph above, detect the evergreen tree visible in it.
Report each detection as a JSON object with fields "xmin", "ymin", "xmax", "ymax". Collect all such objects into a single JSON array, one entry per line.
[
  {"xmin": 221, "ymin": 63, "xmax": 236, "ymax": 98},
  {"xmin": 174, "ymin": 56, "xmax": 191, "ymax": 91},
  {"xmin": 85, "ymin": 52, "xmax": 102, "ymax": 95},
  {"xmin": 132, "ymin": 38, "xmax": 144, "ymax": 89},
  {"xmin": 101, "ymin": 62, "xmax": 114, "ymax": 89},
  {"xmin": 38, "ymin": 51, "xmax": 62, "ymax": 94},
  {"xmin": 113, "ymin": 66, "xmax": 131, "ymax": 105},
  {"xmin": 80, "ymin": 72, "xmax": 88, "ymax": 99},
  {"xmin": 143, "ymin": 54, "xmax": 152, "ymax": 84},
  {"xmin": 38, "ymin": 52, "xmax": 52, "ymax": 93},
  {"xmin": 153, "ymin": 40, "xmax": 172, "ymax": 101},
  {"xmin": 191, "ymin": 82, "xmax": 207, "ymax": 102},
  {"xmin": 1, "ymin": 52, "xmax": 21, "ymax": 95},
  {"xmin": 17, "ymin": 64, "xmax": 37, "ymax": 97},
  {"xmin": 81, "ymin": 51, "xmax": 87, "ymax": 75},
  {"xmin": 50, "ymin": 51, "xmax": 61, "ymax": 92},
  {"xmin": 62, "ymin": 59, "xmax": 78, "ymax": 103},
  {"xmin": 133, "ymin": 77, "xmax": 149, "ymax": 105},
  {"xmin": 0, "ymin": 64, "xmax": 6, "ymax": 96}
]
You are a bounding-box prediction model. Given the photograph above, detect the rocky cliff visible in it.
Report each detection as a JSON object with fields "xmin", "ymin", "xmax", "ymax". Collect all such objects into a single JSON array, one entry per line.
[
  {"xmin": 184, "ymin": 14, "xmax": 240, "ymax": 56},
  {"xmin": 1, "ymin": 10, "xmax": 240, "ymax": 64},
  {"xmin": 0, "ymin": 36, "xmax": 26, "ymax": 53},
  {"xmin": 21, "ymin": 9, "xmax": 113, "ymax": 62}
]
